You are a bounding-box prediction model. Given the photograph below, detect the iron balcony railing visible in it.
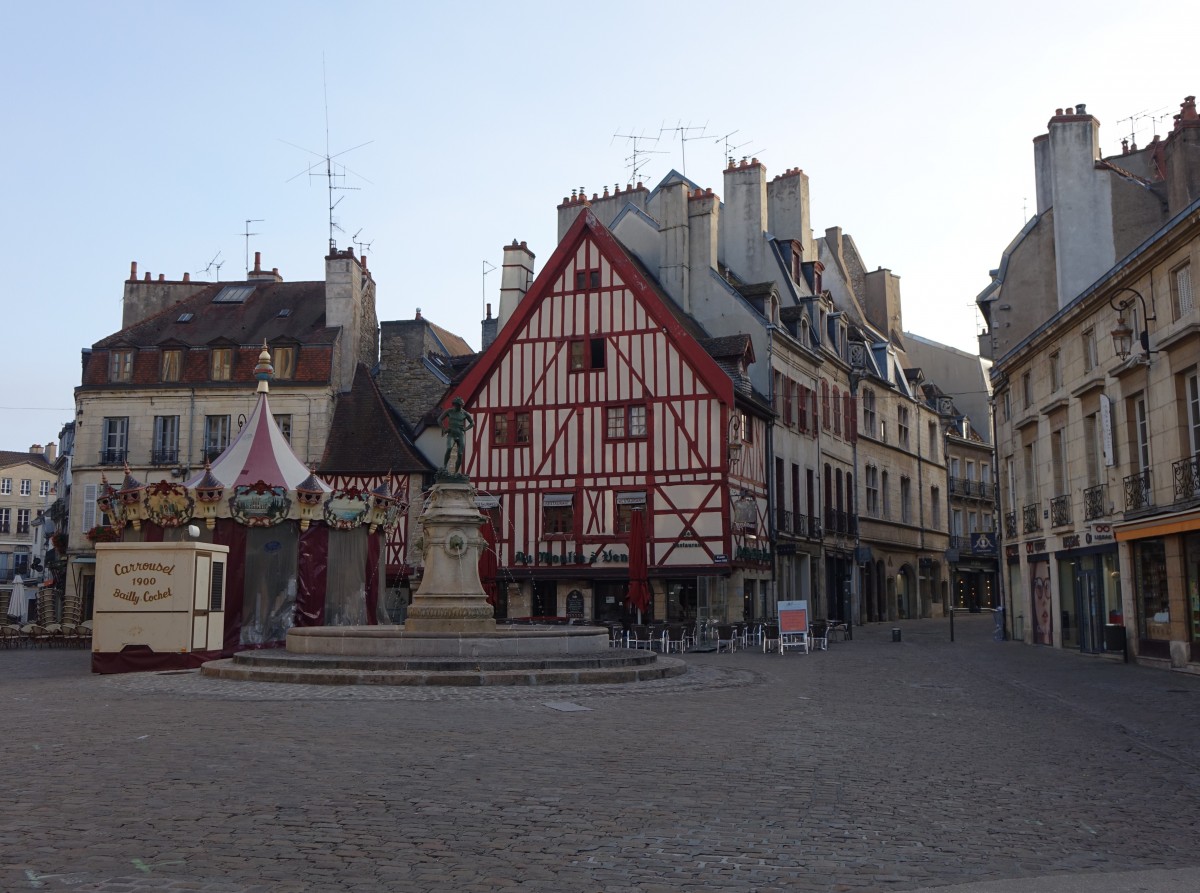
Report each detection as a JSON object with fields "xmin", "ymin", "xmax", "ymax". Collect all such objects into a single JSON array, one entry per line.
[
  {"xmin": 1173, "ymin": 456, "xmax": 1200, "ymax": 503},
  {"xmin": 1004, "ymin": 511, "xmax": 1017, "ymax": 539},
  {"xmin": 151, "ymin": 448, "xmax": 180, "ymax": 466},
  {"xmin": 1124, "ymin": 469, "xmax": 1152, "ymax": 512},
  {"xmin": 98, "ymin": 448, "xmax": 127, "ymax": 465},
  {"xmin": 1050, "ymin": 494, "xmax": 1072, "ymax": 527},
  {"xmin": 1083, "ymin": 484, "xmax": 1108, "ymax": 521},
  {"xmin": 1022, "ymin": 503, "xmax": 1041, "ymax": 534}
]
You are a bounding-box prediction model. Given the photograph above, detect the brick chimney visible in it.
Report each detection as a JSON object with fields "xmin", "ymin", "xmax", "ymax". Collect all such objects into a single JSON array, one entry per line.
[
  {"xmin": 767, "ymin": 167, "xmax": 814, "ymax": 265},
  {"xmin": 325, "ymin": 247, "xmax": 376, "ymax": 393},
  {"xmin": 1044, "ymin": 103, "xmax": 1116, "ymax": 307},
  {"xmin": 721, "ymin": 158, "xmax": 769, "ymax": 282},
  {"xmin": 1165, "ymin": 95, "xmax": 1200, "ymax": 215},
  {"xmin": 43, "ymin": 442, "xmax": 57, "ymax": 464},
  {"xmin": 557, "ymin": 188, "xmax": 592, "ymax": 242},
  {"xmin": 247, "ymin": 251, "xmax": 284, "ymax": 283},
  {"xmin": 686, "ymin": 187, "xmax": 720, "ymax": 316},
  {"xmin": 498, "ymin": 239, "xmax": 535, "ymax": 330},
  {"xmin": 481, "ymin": 303, "xmax": 499, "ymax": 351},
  {"xmin": 120, "ymin": 260, "xmax": 210, "ymax": 329},
  {"xmin": 656, "ymin": 181, "xmax": 690, "ymax": 306}
]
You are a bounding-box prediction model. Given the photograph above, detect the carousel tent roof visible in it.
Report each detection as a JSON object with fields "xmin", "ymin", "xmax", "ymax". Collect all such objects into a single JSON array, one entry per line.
[{"xmin": 184, "ymin": 387, "xmax": 330, "ymax": 493}]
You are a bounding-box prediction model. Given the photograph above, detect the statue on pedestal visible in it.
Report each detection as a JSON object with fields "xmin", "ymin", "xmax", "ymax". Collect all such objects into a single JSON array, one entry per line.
[{"xmin": 437, "ymin": 397, "xmax": 474, "ymax": 480}]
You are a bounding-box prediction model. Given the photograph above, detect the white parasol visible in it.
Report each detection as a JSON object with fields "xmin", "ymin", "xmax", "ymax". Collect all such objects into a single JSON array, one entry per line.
[{"xmin": 6, "ymin": 574, "xmax": 28, "ymax": 623}]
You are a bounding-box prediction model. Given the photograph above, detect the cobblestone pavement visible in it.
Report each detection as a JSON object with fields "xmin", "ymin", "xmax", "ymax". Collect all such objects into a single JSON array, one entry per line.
[{"xmin": 2, "ymin": 614, "xmax": 1199, "ymax": 893}]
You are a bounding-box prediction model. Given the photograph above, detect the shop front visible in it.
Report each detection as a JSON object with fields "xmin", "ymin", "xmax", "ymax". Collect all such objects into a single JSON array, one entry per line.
[
  {"xmin": 1115, "ymin": 508, "xmax": 1200, "ymax": 668},
  {"xmin": 1053, "ymin": 538, "xmax": 1121, "ymax": 654}
]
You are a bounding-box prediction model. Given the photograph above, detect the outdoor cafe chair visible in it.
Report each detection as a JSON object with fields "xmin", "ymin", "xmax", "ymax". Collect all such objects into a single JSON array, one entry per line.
[
  {"xmin": 627, "ymin": 625, "xmax": 654, "ymax": 650},
  {"xmin": 761, "ymin": 622, "xmax": 780, "ymax": 653},
  {"xmin": 715, "ymin": 623, "xmax": 738, "ymax": 653},
  {"xmin": 809, "ymin": 621, "xmax": 829, "ymax": 652},
  {"xmin": 665, "ymin": 624, "xmax": 688, "ymax": 653},
  {"xmin": 21, "ymin": 624, "xmax": 51, "ymax": 648},
  {"xmin": 0, "ymin": 624, "xmax": 21, "ymax": 649}
]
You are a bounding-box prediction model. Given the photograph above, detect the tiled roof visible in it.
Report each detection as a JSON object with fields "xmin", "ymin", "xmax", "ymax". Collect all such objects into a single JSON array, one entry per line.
[
  {"xmin": 84, "ymin": 280, "xmax": 339, "ymax": 388},
  {"xmin": 319, "ymin": 364, "xmax": 434, "ymax": 476},
  {"xmin": 0, "ymin": 451, "xmax": 52, "ymax": 472},
  {"xmin": 699, "ymin": 334, "xmax": 753, "ymax": 361},
  {"xmin": 94, "ymin": 281, "xmax": 335, "ymax": 349}
]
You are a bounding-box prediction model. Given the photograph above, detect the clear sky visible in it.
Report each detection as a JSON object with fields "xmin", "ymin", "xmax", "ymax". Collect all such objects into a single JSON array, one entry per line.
[{"xmin": 2, "ymin": 0, "xmax": 1194, "ymax": 453}]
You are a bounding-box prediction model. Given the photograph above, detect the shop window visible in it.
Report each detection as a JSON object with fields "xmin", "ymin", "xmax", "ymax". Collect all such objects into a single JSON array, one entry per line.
[{"xmin": 1135, "ymin": 539, "xmax": 1170, "ymax": 642}]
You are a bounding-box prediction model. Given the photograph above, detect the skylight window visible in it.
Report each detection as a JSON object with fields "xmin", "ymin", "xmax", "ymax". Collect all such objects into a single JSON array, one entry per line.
[
  {"xmin": 212, "ymin": 285, "xmax": 254, "ymax": 304},
  {"xmin": 177, "ymin": 312, "xmax": 194, "ymax": 323},
  {"xmin": 277, "ymin": 308, "xmax": 292, "ymax": 318}
]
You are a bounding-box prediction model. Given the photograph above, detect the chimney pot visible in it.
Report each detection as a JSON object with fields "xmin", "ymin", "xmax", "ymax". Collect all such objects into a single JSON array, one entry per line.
[
  {"xmin": 253, "ymin": 251, "xmax": 262, "ymax": 273},
  {"xmin": 158, "ymin": 273, "xmax": 165, "ymax": 281},
  {"xmin": 183, "ymin": 272, "xmax": 190, "ymax": 282},
  {"xmin": 485, "ymin": 302, "xmax": 492, "ymax": 319},
  {"xmin": 1075, "ymin": 103, "xmax": 1086, "ymax": 114},
  {"xmin": 129, "ymin": 261, "xmax": 138, "ymax": 280},
  {"xmin": 1055, "ymin": 108, "xmax": 1063, "ymax": 116},
  {"xmin": 144, "ymin": 272, "xmax": 151, "ymax": 281}
]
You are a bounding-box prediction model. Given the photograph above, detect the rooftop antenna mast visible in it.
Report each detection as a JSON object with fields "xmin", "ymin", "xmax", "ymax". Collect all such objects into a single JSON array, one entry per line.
[
  {"xmin": 611, "ymin": 129, "xmax": 666, "ymax": 186},
  {"xmin": 240, "ymin": 220, "xmax": 263, "ymax": 276},
  {"xmin": 351, "ymin": 228, "xmax": 373, "ymax": 258},
  {"xmin": 197, "ymin": 251, "xmax": 224, "ymax": 282},
  {"xmin": 281, "ymin": 54, "xmax": 373, "ymax": 254},
  {"xmin": 715, "ymin": 129, "xmax": 755, "ymax": 167},
  {"xmin": 659, "ymin": 119, "xmax": 708, "ymax": 175},
  {"xmin": 482, "ymin": 260, "xmax": 496, "ymax": 319}
]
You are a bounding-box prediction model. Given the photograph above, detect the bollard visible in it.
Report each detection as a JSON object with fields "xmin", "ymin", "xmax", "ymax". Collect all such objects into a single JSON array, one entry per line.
[{"xmin": 891, "ymin": 628, "xmax": 901, "ymax": 642}]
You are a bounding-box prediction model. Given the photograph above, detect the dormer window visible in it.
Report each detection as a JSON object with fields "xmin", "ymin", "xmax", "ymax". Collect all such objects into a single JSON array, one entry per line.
[
  {"xmin": 272, "ymin": 346, "xmax": 296, "ymax": 380},
  {"xmin": 211, "ymin": 347, "xmax": 233, "ymax": 381},
  {"xmin": 109, "ymin": 349, "xmax": 134, "ymax": 383},
  {"xmin": 161, "ymin": 349, "xmax": 182, "ymax": 382}
]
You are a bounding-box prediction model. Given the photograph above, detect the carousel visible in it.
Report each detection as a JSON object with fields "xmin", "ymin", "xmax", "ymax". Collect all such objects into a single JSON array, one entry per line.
[{"xmin": 91, "ymin": 345, "xmax": 407, "ymax": 673}]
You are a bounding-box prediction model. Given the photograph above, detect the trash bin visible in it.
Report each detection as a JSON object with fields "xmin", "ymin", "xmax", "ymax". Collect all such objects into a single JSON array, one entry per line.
[
  {"xmin": 1104, "ymin": 623, "xmax": 1126, "ymax": 653},
  {"xmin": 891, "ymin": 628, "xmax": 902, "ymax": 642}
]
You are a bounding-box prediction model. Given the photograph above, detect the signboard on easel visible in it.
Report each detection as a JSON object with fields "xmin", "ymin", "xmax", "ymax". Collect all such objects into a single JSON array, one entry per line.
[{"xmin": 778, "ymin": 599, "xmax": 809, "ymax": 636}]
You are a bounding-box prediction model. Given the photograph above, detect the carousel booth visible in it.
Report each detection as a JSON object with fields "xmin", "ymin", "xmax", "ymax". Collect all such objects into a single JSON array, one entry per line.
[{"xmin": 91, "ymin": 347, "xmax": 405, "ymax": 673}]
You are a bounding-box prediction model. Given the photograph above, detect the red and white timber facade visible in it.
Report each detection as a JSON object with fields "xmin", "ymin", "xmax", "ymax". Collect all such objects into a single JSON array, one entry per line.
[{"xmin": 450, "ymin": 211, "xmax": 770, "ymax": 623}]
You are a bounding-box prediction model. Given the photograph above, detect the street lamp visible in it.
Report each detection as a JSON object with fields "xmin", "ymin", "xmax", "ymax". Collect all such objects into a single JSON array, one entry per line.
[{"xmin": 1109, "ymin": 287, "xmax": 1155, "ymax": 362}]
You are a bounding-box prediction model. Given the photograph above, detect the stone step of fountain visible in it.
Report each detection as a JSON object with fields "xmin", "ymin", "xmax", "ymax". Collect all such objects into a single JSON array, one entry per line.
[{"xmin": 199, "ymin": 653, "xmax": 687, "ymax": 686}]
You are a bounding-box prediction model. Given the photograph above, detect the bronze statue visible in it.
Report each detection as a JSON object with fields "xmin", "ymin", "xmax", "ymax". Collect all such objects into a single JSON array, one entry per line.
[{"xmin": 438, "ymin": 397, "xmax": 475, "ymax": 475}]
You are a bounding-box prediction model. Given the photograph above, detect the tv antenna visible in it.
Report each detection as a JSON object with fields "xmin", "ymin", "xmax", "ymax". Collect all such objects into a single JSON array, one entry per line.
[
  {"xmin": 351, "ymin": 228, "xmax": 373, "ymax": 257},
  {"xmin": 197, "ymin": 251, "xmax": 224, "ymax": 282},
  {"xmin": 482, "ymin": 260, "xmax": 497, "ymax": 318},
  {"xmin": 282, "ymin": 55, "xmax": 373, "ymax": 253},
  {"xmin": 611, "ymin": 129, "xmax": 666, "ymax": 186},
  {"xmin": 715, "ymin": 129, "xmax": 757, "ymax": 167},
  {"xmin": 240, "ymin": 220, "xmax": 263, "ymax": 275},
  {"xmin": 659, "ymin": 119, "xmax": 708, "ymax": 175}
]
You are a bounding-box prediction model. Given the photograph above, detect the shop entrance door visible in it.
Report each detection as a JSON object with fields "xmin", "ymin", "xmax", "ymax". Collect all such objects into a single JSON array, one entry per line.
[
  {"xmin": 1076, "ymin": 567, "xmax": 1103, "ymax": 653},
  {"xmin": 696, "ymin": 576, "xmax": 727, "ymax": 642},
  {"xmin": 531, "ymin": 580, "xmax": 558, "ymax": 619}
]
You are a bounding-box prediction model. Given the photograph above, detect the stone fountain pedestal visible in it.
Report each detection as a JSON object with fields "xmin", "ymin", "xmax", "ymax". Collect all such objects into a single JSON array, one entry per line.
[
  {"xmin": 403, "ymin": 478, "xmax": 497, "ymax": 634},
  {"xmin": 201, "ymin": 476, "xmax": 686, "ymax": 685}
]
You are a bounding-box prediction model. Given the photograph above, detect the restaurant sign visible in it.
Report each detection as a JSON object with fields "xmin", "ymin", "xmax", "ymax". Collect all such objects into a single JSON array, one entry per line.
[{"xmin": 513, "ymin": 549, "xmax": 629, "ymax": 566}]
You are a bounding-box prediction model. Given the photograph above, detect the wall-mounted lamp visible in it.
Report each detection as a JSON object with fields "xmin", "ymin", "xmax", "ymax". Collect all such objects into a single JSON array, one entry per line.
[{"xmin": 1109, "ymin": 287, "xmax": 1156, "ymax": 362}]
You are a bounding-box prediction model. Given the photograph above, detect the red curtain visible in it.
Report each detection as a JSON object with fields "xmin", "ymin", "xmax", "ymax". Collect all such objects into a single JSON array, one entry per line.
[
  {"xmin": 212, "ymin": 519, "xmax": 246, "ymax": 654},
  {"xmin": 297, "ymin": 524, "xmax": 329, "ymax": 627}
]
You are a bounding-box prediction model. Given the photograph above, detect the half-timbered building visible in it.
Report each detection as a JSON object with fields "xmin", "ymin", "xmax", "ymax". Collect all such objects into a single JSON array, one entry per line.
[{"xmin": 449, "ymin": 210, "xmax": 772, "ymax": 625}]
